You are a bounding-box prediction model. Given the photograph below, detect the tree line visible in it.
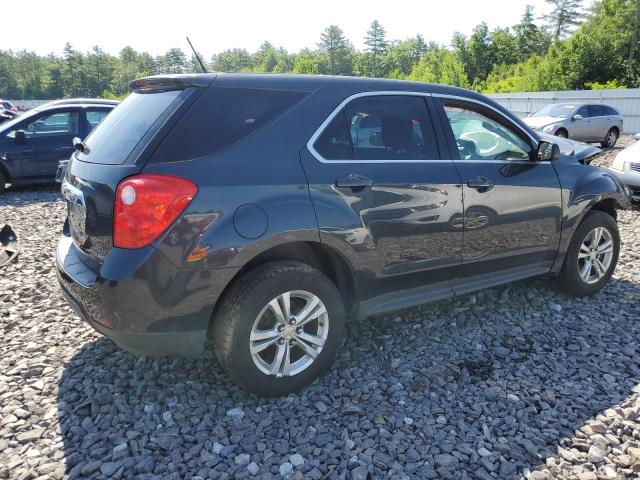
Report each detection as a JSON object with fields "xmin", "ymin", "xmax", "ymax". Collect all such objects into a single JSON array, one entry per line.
[{"xmin": 1, "ymin": 0, "xmax": 638, "ymax": 100}]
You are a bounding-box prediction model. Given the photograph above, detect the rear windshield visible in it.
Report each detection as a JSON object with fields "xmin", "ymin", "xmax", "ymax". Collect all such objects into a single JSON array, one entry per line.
[
  {"xmin": 76, "ymin": 90, "xmax": 183, "ymax": 164},
  {"xmin": 150, "ymin": 86, "xmax": 307, "ymax": 163}
]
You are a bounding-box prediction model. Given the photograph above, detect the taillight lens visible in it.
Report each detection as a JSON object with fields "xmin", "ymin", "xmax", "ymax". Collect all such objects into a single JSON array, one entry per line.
[{"xmin": 114, "ymin": 174, "xmax": 197, "ymax": 249}]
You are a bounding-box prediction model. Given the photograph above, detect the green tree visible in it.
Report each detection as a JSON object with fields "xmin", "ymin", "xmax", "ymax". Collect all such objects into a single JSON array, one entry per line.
[
  {"xmin": 318, "ymin": 25, "xmax": 353, "ymax": 75},
  {"xmin": 364, "ymin": 20, "xmax": 388, "ymax": 77},
  {"xmin": 514, "ymin": 5, "xmax": 550, "ymax": 60},
  {"xmin": 543, "ymin": 0, "xmax": 585, "ymax": 42},
  {"xmin": 408, "ymin": 48, "xmax": 470, "ymax": 88},
  {"xmin": 211, "ymin": 48, "xmax": 252, "ymax": 72}
]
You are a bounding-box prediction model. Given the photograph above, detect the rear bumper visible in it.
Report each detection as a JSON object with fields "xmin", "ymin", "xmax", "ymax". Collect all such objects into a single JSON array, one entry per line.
[
  {"xmin": 56, "ymin": 235, "xmax": 209, "ymax": 357},
  {"xmin": 58, "ymin": 279, "xmax": 207, "ymax": 356}
]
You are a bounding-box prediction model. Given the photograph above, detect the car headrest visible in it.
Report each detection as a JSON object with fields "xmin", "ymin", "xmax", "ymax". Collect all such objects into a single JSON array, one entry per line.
[{"xmin": 382, "ymin": 115, "xmax": 412, "ymax": 148}]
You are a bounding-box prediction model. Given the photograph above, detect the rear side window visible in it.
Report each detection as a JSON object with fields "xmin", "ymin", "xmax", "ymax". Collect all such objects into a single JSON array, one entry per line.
[
  {"xmin": 314, "ymin": 95, "xmax": 438, "ymax": 161},
  {"xmin": 152, "ymin": 87, "xmax": 307, "ymax": 163},
  {"xmin": 314, "ymin": 113, "xmax": 353, "ymax": 160},
  {"xmin": 77, "ymin": 90, "xmax": 183, "ymax": 165},
  {"xmin": 604, "ymin": 105, "xmax": 618, "ymax": 115},
  {"xmin": 589, "ymin": 105, "xmax": 605, "ymax": 117}
]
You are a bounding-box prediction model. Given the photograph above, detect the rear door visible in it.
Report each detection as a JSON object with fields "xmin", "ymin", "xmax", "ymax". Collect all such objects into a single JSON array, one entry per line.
[
  {"xmin": 301, "ymin": 93, "xmax": 464, "ymax": 314},
  {"xmin": 434, "ymin": 97, "xmax": 562, "ymax": 294},
  {"xmin": 588, "ymin": 104, "xmax": 608, "ymax": 140}
]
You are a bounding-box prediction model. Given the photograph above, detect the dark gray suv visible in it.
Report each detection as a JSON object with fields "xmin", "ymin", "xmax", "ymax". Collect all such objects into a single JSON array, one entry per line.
[{"xmin": 56, "ymin": 73, "xmax": 631, "ymax": 396}]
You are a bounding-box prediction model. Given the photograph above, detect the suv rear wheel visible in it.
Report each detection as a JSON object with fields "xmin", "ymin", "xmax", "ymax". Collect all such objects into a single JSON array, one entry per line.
[
  {"xmin": 601, "ymin": 127, "xmax": 619, "ymax": 148},
  {"xmin": 212, "ymin": 261, "xmax": 345, "ymax": 396},
  {"xmin": 558, "ymin": 210, "xmax": 619, "ymax": 296}
]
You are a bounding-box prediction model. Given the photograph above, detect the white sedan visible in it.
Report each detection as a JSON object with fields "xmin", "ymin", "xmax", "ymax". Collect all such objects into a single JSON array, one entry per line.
[{"xmin": 608, "ymin": 133, "xmax": 640, "ymax": 203}]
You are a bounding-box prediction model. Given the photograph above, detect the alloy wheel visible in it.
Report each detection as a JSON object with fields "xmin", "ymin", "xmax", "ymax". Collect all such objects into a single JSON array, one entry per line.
[
  {"xmin": 605, "ymin": 130, "xmax": 618, "ymax": 148},
  {"xmin": 249, "ymin": 290, "xmax": 329, "ymax": 377},
  {"xmin": 577, "ymin": 227, "xmax": 614, "ymax": 284}
]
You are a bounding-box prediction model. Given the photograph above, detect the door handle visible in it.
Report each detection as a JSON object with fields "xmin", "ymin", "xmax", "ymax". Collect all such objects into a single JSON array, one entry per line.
[
  {"xmin": 335, "ymin": 173, "xmax": 373, "ymax": 192},
  {"xmin": 467, "ymin": 176, "xmax": 494, "ymax": 192}
]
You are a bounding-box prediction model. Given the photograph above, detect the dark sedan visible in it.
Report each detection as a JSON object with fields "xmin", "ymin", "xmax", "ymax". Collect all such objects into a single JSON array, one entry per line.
[{"xmin": 0, "ymin": 99, "xmax": 117, "ymax": 193}]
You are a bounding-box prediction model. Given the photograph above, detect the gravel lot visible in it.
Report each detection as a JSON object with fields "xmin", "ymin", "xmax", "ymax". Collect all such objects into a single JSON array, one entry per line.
[{"xmin": 0, "ymin": 137, "xmax": 639, "ymax": 480}]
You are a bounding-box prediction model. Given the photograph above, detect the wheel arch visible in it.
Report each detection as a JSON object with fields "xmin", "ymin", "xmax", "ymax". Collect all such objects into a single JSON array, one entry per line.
[{"xmin": 207, "ymin": 240, "xmax": 360, "ymax": 335}]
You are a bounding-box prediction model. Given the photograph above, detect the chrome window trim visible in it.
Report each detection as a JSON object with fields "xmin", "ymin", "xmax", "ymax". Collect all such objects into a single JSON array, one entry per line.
[
  {"xmin": 307, "ymin": 90, "xmax": 542, "ymax": 164},
  {"xmin": 307, "ymin": 91, "xmax": 446, "ymax": 164}
]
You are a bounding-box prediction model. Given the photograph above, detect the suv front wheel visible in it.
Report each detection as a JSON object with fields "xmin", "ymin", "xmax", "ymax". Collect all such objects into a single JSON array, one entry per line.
[
  {"xmin": 558, "ymin": 210, "xmax": 620, "ymax": 296},
  {"xmin": 212, "ymin": 261, "xmax": 345, "ymax": 396}
]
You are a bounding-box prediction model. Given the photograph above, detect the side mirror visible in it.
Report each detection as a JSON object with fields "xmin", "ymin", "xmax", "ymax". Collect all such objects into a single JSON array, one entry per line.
[
  {"xmin": 14, "ymin": 130, "xmax": 26, "ymax": 145},
  {"xmin": 572, "ymin": 114, "xmax": 583, "ymax": 121},
  {"xmin": 538, "ymin": 141, "xmax": 561, "ymax": 161},
  {"xmin": 634, "ymin": 133, "xmax": 640, "ymax": 141}
]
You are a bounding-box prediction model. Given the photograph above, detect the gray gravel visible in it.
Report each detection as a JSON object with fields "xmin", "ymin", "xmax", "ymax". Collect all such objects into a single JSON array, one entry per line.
[{"xmin": 0, "ymin": 142, "xmax": 639, "ymax": 479}]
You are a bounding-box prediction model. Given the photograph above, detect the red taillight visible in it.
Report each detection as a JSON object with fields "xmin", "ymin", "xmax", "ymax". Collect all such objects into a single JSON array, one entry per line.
[{"xmin": 114, "ymin": 174, "xmax": 197, "ymax": 249}]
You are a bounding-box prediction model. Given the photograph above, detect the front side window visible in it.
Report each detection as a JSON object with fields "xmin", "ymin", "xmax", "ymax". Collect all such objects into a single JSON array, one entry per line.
[
  {"xmin": 576, "ymin": 106, "xmax": 589, "ymax": 118},
  {"xmin": 314, "ymin": 95, "xmax": 438, "ymax": 161},
  {"xmin": 11, "ymin": 111, "xmax": 78, "ymax": 138},
  {"xmin": 443, "ymin": 104, "xmax": 531, "ymax": 161}
]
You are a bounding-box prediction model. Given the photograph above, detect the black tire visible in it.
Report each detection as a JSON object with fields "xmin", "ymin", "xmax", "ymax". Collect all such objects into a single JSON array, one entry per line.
[
  {"xmin": 0, "ymin": 171, "xmax": 6, "ymax": 194},
  {"xmin": 212, "ymin": 261, "xmax": 345, "ymax": 396},
  {"xmin": 601, "ymin": 127, "xmax": 619, "ymax": 148},
  {"xmin": 555, "ymin": 128, "xmax": 568, "ymax": 139},
  {"xmin": 557, "ymin": 210, "xmax": 619, "ymax": 296}
]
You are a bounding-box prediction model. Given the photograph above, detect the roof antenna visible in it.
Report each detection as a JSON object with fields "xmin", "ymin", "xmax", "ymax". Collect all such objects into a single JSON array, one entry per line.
[{"xmin": 186, "ymin": 36, "xmax": 208, "ymax": 73}]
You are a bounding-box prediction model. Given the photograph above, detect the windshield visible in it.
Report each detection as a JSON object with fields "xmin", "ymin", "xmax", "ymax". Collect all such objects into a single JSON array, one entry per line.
[
  {"xmin": 76, "ymin": 90, "xmax": 183, "ymax": 164},
  {"xmin": 532, "ymin": 104, "xmax": 577, "ymax": 118}
]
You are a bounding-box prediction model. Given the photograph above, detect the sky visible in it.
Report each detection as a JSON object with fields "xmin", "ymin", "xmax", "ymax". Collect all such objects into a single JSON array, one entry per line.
[{"xmin": 4, "ymin": 0, "xmax": 593, "ymax": 58}]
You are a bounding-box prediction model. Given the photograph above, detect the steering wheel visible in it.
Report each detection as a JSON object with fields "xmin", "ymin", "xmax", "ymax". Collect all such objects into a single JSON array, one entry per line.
[
  {"xmin": 456, "ymin": 139, "xmax": 477, "ymax": 159},
  {"xmin": 460, "ymin": 130, "xmax": 501, "ymax": 156}
]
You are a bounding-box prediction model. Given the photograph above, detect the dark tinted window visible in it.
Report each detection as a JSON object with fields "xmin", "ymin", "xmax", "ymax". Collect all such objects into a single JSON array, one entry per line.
[
  {"xmin": 77, "ymin": 90, "xmax": 183, "ymax": 165},
  {"xmin": 576, "ymin": 105, "xmax": 589, "ymax": 118},
  {"xmin": 589, "ymin": 105, "xmax": 605, "ymax": 117},
  {"xmin": 604, "ymin": 105, "xmax": 618, "ymax": 115},
  {"xmin": 343, "ymin": 96, "xmax": 437, "ymax": 160},
  {"xmin": 314, "ymin": 112, "xmax": 353, "ymax": 160},
  {"xmin": 153, "ymin": 87, "xmax": 307, "ymax": 162}
]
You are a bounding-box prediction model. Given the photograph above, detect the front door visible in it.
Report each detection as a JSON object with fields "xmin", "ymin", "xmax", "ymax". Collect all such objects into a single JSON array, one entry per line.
[
  {"xmin": 301, "ymin": 93, "xmax": 464, "ymax": 315},
  {"xmin": 10, "ymin": 111, "xmax": 78, "ymax": 178},
  {"xmin": 435, "ymin": 98, "xmax": 562, "ymax": 294}
]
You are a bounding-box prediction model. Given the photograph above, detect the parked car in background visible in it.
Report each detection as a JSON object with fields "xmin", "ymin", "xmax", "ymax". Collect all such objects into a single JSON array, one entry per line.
[
  {"xmin": 56, "ymin": 73, "xmax": 630, "ymax": 396},
  {"xmin": 523, "ymin": 103, "xmax": 623, "ymax": 148},
  {"xmin": 0, "ymin": 99, "xmax": 20, "ymax": 114},
  {"xmin": 0, "ymin": 99, "xmax": 117, "ymax": 193},
  {"xmin": 608, "ymin": 133, "xmax": 640, "ymax": 203}
]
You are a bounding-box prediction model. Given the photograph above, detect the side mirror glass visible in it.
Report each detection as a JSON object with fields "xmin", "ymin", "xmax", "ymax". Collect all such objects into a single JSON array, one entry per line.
[
  {"xmin": 538, "ymin": 141, "xmax": 560, "ymax": 161},
  {"xmin": 14, "ymin": 130, "xmax": 26, "ymax": 144},
  {"xmin": 572, "ymin": 114, "xmax": 583, "ymax": 121},
  {"xmin": 369, "ymin": 131, "xmax": 384, "ymax": 147},
  {"xmin": 634, "ymin": 133, "xmax": 640, "ymax": 141}
]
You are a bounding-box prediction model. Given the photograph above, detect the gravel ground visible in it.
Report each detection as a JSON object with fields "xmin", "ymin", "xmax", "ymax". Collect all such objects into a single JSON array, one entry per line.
[{"xmin": 0, "ymin": 138, "xmax": 639, "ymax": 480}]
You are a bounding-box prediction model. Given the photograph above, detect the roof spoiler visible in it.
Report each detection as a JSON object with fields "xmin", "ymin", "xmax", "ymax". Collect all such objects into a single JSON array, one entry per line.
[{"xmin": 129, "ymin": 74, "xmax": 217, "ymax": 93}]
